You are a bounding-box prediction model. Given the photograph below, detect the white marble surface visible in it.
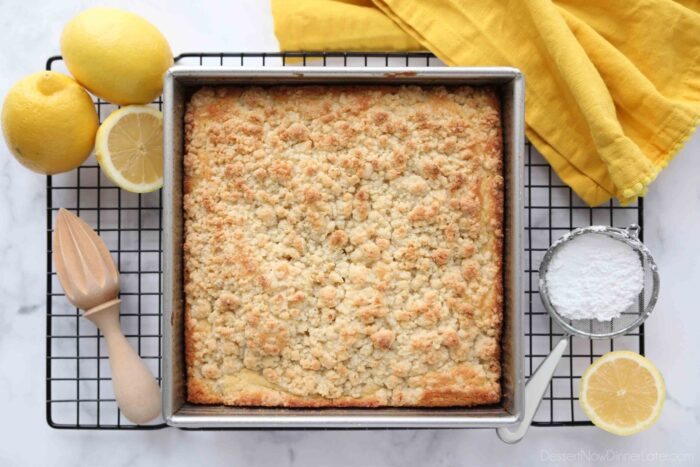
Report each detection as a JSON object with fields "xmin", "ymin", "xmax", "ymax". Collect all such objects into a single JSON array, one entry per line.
[{"xmin": 1, "ymin": 1, "xmax": 699, "ymax": 465}]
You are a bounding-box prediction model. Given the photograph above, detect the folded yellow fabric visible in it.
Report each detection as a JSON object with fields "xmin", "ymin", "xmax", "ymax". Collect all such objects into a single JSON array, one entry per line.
[{"xmin": 272, "ymin": 0, "xmax": 700, "ymax": 206}]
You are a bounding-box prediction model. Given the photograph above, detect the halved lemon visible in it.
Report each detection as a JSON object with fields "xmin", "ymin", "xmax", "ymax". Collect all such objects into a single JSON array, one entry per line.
[
  {"xmin": 580, "ymin": 351, "xmax": 665, "ymax": 436},
  {"xmin": 95, "ymin": 105, "xmax": 163, "ymax": 193}
]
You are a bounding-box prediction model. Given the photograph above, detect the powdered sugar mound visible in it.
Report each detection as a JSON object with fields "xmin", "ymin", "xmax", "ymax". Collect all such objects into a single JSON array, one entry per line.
[{"xmin": 545, "ymin": 233, "xmax": 644, "ymax": 322}]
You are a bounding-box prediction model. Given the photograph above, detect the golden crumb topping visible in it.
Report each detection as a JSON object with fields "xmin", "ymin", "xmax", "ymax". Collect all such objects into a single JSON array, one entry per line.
[{"xmin": 184, "ymin": 84, "xmax": 503, "ymax": 407}]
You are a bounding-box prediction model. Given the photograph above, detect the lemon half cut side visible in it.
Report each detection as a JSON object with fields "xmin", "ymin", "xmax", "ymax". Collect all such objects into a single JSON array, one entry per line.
[
  {"xmin": 95, "ymin": 106, "xmax": 163, "ymax": 193},
  {"xmin": 579, "ymin": 351, "xmax": 665, "ymax": 436}
]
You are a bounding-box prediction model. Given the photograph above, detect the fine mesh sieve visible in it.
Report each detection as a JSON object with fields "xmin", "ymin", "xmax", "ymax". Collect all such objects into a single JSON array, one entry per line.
[
  {"xmin": 539, "ymin": 225, "xmax": 660, "ymax": 339},
  {"xmin": 497, "ymin": 224, "xmax": 660, "ymax": 443}
]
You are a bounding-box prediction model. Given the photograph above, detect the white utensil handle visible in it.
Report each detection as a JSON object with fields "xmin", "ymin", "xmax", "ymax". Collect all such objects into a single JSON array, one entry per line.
[
  {"xmin": 497, "ymin": 336, "xmax": 569, "ymax": 443},
  {"xmin": 86, "ymin": 299, "xmax": 162, "ymax": 424}
]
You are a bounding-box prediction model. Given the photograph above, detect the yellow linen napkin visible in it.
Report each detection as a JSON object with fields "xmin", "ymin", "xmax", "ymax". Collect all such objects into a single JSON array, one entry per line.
[{"xmin": 272, "ymin": 0, "xmax": 700, "ymax": 206}]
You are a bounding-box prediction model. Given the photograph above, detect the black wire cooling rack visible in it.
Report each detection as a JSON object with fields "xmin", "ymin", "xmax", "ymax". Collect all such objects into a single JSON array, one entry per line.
[{"xmin": 45, "ymin": 52, "xmax": 643, "ymax": 430}]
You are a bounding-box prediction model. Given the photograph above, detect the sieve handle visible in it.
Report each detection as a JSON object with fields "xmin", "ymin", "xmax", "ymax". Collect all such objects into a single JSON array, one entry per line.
[{"xmin": 497, "ymin": 336, "xmax": 569, "ymax": 444}]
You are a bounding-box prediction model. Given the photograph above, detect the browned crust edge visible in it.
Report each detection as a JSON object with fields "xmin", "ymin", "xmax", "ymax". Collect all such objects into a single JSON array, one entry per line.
[
  {"xmin": 486, "ymin": 89, "xmax": 504, "ymax": 401},
  {"xmin": 187, "ymin": 376, "xmax": 500, "ymax": 408}
]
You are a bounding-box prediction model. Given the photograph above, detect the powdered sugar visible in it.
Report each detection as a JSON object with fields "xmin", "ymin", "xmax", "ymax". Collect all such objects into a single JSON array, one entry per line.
[{"xmin": 545, "ymin": 233, "xmax": 644, "ymax": 322}]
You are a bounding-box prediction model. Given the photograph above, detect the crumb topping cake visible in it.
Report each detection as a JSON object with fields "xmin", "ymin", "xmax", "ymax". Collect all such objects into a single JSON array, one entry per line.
[{"xmin": 183, "ymin": 84, "xmax": 504, "ymax": 407}]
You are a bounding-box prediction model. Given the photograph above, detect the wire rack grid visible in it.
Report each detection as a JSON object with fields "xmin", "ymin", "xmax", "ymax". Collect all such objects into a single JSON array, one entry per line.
[{"xmin": 45, "ymin": 52, "xmax": 643, "ymax": 430}]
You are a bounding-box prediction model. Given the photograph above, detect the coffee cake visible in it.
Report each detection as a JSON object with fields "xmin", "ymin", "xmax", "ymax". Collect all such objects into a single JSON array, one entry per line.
[{"xmin": 183, "ymin": 84, "xmax": 503, "ymax": 407}]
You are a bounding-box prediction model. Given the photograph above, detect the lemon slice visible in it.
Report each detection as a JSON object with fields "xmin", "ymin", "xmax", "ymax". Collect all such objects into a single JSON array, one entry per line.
[
  {"xmin": 96, "ymin": 105, "xmax": 163, "ymax": 193},
  {"xmin": 580, "ymin": 351, "xmax": 665, "ymax": 436}
]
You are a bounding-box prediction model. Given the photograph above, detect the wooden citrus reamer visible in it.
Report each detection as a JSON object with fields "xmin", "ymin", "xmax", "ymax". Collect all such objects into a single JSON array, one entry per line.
[{"xmin": 52, "ymin": 208, "xmax": 161, "ymax": 424}]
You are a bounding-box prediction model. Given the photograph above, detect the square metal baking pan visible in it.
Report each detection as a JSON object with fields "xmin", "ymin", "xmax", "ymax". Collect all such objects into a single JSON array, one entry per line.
[{"xmin": 162, "ymin": 66, "xmax": 524, "ymax": 429}]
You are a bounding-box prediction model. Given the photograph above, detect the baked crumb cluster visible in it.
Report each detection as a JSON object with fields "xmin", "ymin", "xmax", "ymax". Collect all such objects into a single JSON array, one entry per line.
[{"xmin": 184, "ymin": 84, "xmax": 504, "ymax": 407}]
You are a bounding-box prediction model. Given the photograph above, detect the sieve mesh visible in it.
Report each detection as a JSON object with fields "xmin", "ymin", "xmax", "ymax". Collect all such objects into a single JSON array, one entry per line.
[{"xmin": 538, "ymin": 226, "xmax": 659, "ymax": 339}]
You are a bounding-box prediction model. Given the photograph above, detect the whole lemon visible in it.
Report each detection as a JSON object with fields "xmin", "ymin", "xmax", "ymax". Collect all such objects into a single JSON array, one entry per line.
[
  {"xmin": 61, "ymin": 8, "xmax": 173, "ymax": 105},
  {"xmin": 2, "ymin": 72, "xmax": 98, "ymax": 174}
]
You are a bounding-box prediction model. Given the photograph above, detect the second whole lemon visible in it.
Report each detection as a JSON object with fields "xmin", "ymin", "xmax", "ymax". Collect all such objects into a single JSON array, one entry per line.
[
  {"xmin": 1, "ymin": 71, "xmax": 98, "ymax": 174},
  {"xmin": 61, "ymin": 7, "xmax": 173, "ymax": 105}
]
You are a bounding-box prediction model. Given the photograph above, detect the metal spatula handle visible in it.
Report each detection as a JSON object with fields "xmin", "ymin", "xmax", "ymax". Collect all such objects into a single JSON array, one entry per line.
[{"xmin": 497, "ymin": 337, "xmax": 569, "ymax": 443}]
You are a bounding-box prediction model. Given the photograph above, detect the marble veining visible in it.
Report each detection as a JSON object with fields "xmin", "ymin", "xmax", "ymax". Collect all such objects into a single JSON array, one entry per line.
[{"xmin": 0, "ymin": 0, "xmax": 698, "ymax": 466}]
